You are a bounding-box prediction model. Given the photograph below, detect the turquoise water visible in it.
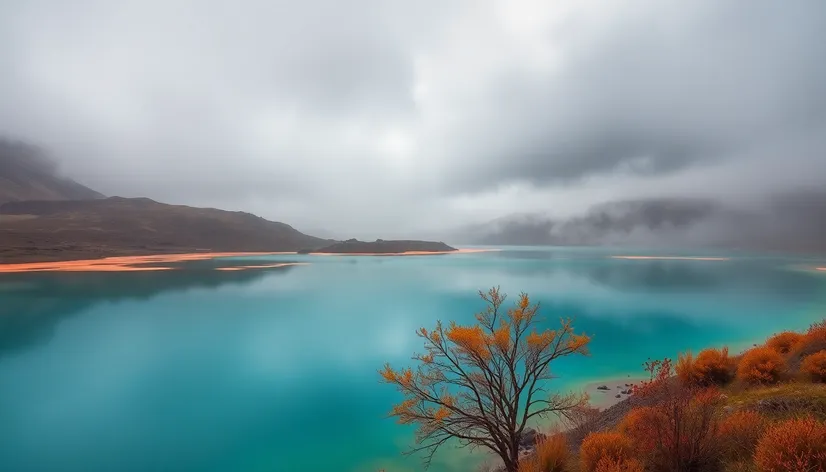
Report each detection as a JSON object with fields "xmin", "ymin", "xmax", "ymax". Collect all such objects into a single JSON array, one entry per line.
[{"xmin": 1, "ymin": 247, "xmax": 825, "ymax": 472}]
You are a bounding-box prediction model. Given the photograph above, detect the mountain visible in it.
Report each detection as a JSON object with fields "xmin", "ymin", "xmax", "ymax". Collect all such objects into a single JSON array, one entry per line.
[
  {"xmin": 307, "ymin": 238, "xmax": 456, "ymax": 254},
  {"xmin": 0, "ymin": 197, "xmax": 331, "ymax": 263},
  {"xmin": 0, "ymin": 139, "xmax": 104, "ymax": 204},
  {"xmin": 452, "ymin": 195, "xmax": 826, "ymax": 253}
]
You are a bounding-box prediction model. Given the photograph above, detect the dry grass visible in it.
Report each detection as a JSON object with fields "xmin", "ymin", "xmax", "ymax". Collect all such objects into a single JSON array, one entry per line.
[
  {"xmin": 579, "ymin": 432, "xmax": 635, "ymax": 472},
  {"xmin": 518, "ymin": 434, "xmax": 570, "ymax": 472}
]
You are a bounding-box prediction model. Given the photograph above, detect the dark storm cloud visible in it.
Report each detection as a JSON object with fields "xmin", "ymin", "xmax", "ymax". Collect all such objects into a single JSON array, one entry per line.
[
  {"xmin": 441, "ymin": 0, "xmax": 826, "ymax": 190},
  {"xmin": 1, "ymin": 0, "xmax": 825, "ymax": 236}
]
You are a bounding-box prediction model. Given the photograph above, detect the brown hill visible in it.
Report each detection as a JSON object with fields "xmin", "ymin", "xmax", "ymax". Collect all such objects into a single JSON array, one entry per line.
[
  {"xmin": 309, "ymin": 238, "xmax": 456, "ymax": 254},
  {"xmin": 0, "ymin": 139, "xmax": 104, "ymax": 204},
  {"xmin": 0, "ymin": 197, "xmax": 330, "ymax": 263}
]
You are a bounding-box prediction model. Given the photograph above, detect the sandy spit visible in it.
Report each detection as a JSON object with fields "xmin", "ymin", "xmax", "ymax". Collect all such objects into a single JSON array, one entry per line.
[
  {"xmin": 610, "ymin": 255, "xmax": 730, "ymax": 261},
  {"xmin": 308, "ymin": 248, "xmax": 501, "ymax": 256},
  {"xmin": 0, "ymin": 252, "xmax": 298, "ymax": 273}
]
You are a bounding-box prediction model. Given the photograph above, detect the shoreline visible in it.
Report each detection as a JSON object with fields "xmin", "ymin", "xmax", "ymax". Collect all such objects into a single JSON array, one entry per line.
[
  {"xmin": 0, "ymin": 248, "xmax": 499, "ymax": 273},
  {"xmin": 308, "ymin": 248, "xmax": 500, "ymax": 257},
  {"xmin": 578, "ymin": 376, "xmax": 645, "ymax": 410},
  {"xmin": 0, "ymin": 252, "xmax": 298, "ymax": 273}
]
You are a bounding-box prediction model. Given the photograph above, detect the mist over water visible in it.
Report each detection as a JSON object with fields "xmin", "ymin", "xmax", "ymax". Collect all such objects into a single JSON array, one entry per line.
[{"xmin": 1, "ymin": 248, "xmax": 825, "ymax": 471}]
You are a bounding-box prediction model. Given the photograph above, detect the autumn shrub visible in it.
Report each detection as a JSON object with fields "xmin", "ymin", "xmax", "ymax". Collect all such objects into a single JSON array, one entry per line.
[
  {"xmin": 618, "ymin": 406, "xmax": 666, "ymax": 452},
  {"xmin": 518, "ymin": 434, "xmax": 569, "ymax": 472},
  {"xmin": 676, "ymin": 351, "xmax": 697, "ymax": 385},
  {"xmin": 737, "ymin": 347, "xmax": 785, "ymax": 384},
  {"xmin": 718, "ymin": 410, "xmax": 768, "ymax": 462},
  {"xmin": 632, "ymin": 359, "xmax": 724, "ymax": 471},
  {"xmin": 594, "ymin": 457, "xmax": 645, "ymax": 472},
  {"xmin": 766, "ymin": 331, "xmax": 804, "ymax": 354},
  {"xmin": 790, "ymin": 320, "xmax": 826, "ymax": 372},
  {"xmin": 801, "ymin": 351, "xmax": 826, "ymax": 383},
  {"xmin": 579, "ymin": 431, "xmax": 634, "ymax": 472},
  {"xmin": 753, "ymin": 416, "xmax": 826, "ymax": 472}
]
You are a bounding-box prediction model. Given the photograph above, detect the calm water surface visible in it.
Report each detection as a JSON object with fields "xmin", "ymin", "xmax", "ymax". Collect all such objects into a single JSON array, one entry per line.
[{"xmin": 1, "ymin": 247, "xmax": 825, "ymax": 471}]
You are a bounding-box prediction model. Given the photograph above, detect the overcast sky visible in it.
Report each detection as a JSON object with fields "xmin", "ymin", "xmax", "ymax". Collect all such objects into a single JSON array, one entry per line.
[{"xmin": 1, "ymin": 0, "xmax": 825, "ymax": 238}]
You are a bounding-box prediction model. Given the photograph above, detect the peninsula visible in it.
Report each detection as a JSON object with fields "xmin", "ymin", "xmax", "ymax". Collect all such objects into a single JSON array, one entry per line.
[{"xmin": 303, "ymin": 239, "xmax": 458, "ymax": 255}]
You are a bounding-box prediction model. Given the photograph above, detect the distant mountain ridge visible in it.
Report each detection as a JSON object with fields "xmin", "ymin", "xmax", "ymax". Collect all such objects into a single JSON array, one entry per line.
[
  {"xmin": 0, "ymin": 197, "xmax": 331, "ymax": 263},
  {"xmin": 309, "ymin": 239, "xmax": 456, "ymax": 254},
  {"xmin": 453, "ymin": 195, "xmax": 826, "ymax": 253},
  {"xmin": 0, "ymin": 139, "xmax": 104, "ymax": 204}
]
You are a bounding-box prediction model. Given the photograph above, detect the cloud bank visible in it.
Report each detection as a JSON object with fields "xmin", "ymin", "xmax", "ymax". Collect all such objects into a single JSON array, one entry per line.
[{"xmin": 1, "ymin": 0, "xmax": 825, "ymax": 239}]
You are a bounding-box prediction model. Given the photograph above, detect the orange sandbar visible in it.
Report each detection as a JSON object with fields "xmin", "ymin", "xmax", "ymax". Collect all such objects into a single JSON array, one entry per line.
[
  {"xmin": 610, "ymin": 256, "xmax": 730, "ymax": 261},
  {"xmin": 308, "ymin": 248, "xmax": 500, "ymax": 256},
  {"xmin": 817, "ymin": 267, "xmax": 826, "ymax": 272},
  {"xmin": 0, "ymin": 252, "xmax": 298, "ymax": 273}
]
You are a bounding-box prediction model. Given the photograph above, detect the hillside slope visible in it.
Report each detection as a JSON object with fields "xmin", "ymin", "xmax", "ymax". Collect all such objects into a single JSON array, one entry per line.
[
  {"xmin": 0, "ymin": 197, "xmax": 330, "ymax": 263},
  {"xmin": 0, "ymin": 139, "xmax": 104, "ymax": 204}
]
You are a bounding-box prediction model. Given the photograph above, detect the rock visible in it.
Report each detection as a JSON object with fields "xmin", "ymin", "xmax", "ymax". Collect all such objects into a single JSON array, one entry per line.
[
  {"xmin": 620, "ymin": 390, "xmax": 629, "ymax": 395},
  {"xmin": 518, "ymin": 428, "xmax": 546, "ymax": 449},
  {"xmin": 597, "ymin": 385, "xmax": 609, "ymax": 390},
  {"xmin": 615, "ymin": 394, "xmax": 621, "ymax": 398}
]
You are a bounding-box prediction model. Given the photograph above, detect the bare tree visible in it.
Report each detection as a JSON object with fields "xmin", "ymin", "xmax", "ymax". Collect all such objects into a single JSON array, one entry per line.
[{"xmin": 380, "ymin": 287, "xmax": 591, "ymax": 472}]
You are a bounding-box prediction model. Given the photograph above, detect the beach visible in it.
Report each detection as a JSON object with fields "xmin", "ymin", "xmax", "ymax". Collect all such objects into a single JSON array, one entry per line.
[
  {"xmin": 0, "ymin": 248, "xmax": 499, "ymax": 273},
  {"xmin": 0, "ymin": 252, "xmax": 298, "ymax": 273}
]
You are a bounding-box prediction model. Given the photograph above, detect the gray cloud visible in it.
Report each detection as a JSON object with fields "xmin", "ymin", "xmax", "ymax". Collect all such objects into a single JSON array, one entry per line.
[{"xmin": 1, "ymin": 0, "xmax": 825, "ymax": 238}]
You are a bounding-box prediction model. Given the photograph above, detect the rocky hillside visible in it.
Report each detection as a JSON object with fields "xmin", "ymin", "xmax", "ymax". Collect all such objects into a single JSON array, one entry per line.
[
  {"xmin": 0, "ymin": 139, "xmax": 104, "ymax": 204},
  {"xmin": 0, "ymin": 197, "xmax": 330, "ymax": 263}
]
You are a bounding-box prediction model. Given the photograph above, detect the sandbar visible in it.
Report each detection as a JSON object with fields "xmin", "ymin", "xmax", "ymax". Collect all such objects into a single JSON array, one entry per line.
[
  {"xmin": 308, "ymin": 248, "xmax": 500, "ymax": 256},
  {"xmin": 0, "ymin": 252, "xmax": 298, "ymax": 273},
  {"xmin": 610, "ymin": 255, "xmax": 729, "ymax": 261},
  {"xmin": 817, "ymin": 267, "xmax": 826, "ymax": 272}
]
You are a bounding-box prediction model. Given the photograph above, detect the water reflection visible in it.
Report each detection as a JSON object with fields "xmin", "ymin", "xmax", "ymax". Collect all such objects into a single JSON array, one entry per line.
[{"xmin": 0, "ymin": 261, "xmax": 297, "ymax": 358}]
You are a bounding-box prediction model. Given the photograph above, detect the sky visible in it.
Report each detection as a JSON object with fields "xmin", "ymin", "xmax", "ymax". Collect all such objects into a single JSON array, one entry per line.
[{"xmin": 1, "ymin": 0, "xmax": 825, "ymax": 239}]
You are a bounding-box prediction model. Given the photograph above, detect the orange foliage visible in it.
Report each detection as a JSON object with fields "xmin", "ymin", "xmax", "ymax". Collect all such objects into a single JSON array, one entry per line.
[
  {"xmin": 753, "ymin": 416, "xmax": 826, "ymax": 472},
  {"xmin": 719, "ymin": 410, "xmax": 768, "ymax": 462},
  {"xmin": 801, "ymin": 351, "xmax": 826, "ymax": 383},
  {"xmin": 579, "ymin": 431, "xmax": 635, "ymax": 472},
  {"xmin": 737, "ymin": 346, "xmax": 785, "ymax": 384},
  {"xmin": 517, "ymin": 434, "xmax": 569, "ymax": 472},
  {"xmin": 618, "ymin": 406, "xmax": 666, "ymax": 452},
  {"xmin": 766, "ymin": 331, "xmax": 804, "ymax": 354},
  {"xmin": 594, "ymin": 457, "xmax": 645, "ymax": 472},
  {"xmin": 445, "ymin": 323, "xmax": 490, "ymax": 359},
  {"xmin": 677, "ymin": 347, "xmax": 734, "ymax": 386},
  {"xmin": 630, "ymin": 358, "xmax": 724, "ymax": 472}
]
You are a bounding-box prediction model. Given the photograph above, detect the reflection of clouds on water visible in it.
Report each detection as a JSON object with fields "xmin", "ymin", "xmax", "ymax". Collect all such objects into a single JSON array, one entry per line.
[{"xmin": 0, "ymin": 263, "xmax": 295, "ymax": 358}]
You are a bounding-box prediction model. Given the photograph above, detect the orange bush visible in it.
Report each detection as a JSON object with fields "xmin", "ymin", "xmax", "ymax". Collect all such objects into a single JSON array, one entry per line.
[
  {"xmin": 754, "ymin": 416, "xmax": 826, "ymax": 472},
  {"xmin": 801, "ymin": 351, "xmax": 826, "ymax": 383},
  {"xmin": 676, "ymin": 351, "xmax": 697, "ymax": 385},
  {"xmin": 579, "ymin": 431, "xmax": 635, "ymax": 472},
  {"xmin": 737, "ymin": 346, "xmax": 785, "ymax": 384},
  {"xmin": 766, "ymin": 331, "xmax": 804, "ymax": 354},
  {"xmin": 518, "ymin": 434, "xmax": 569, "ymax": 472},
  {"xmin": 719, "ymin": 410, "xmax": 768, "ymax": 461},
  {"xmin": 676, "ymin": 348, "xmax": 734, "ymax": 386},
  {"xmin": 594, "ymin": 457, "xmax": 644, "ymax": 472},
  {"xmin": 618, "ymin": 406, "xmax": 666, "ymax": 452},
  {"xmin": 696, "ymin": 347, "xmax": 735, "ymax": 385}
]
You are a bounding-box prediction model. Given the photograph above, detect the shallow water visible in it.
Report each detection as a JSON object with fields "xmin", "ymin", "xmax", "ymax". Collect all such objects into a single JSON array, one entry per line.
[{"xmin": 1, "ymin": 247, "xmax": 824, "ymax": 471}]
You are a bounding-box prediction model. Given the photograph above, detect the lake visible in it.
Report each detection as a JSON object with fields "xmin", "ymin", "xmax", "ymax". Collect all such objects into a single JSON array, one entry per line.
[{"xmin": 1, "ymin": 247, "xmax": 825, "ymax": 471}]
